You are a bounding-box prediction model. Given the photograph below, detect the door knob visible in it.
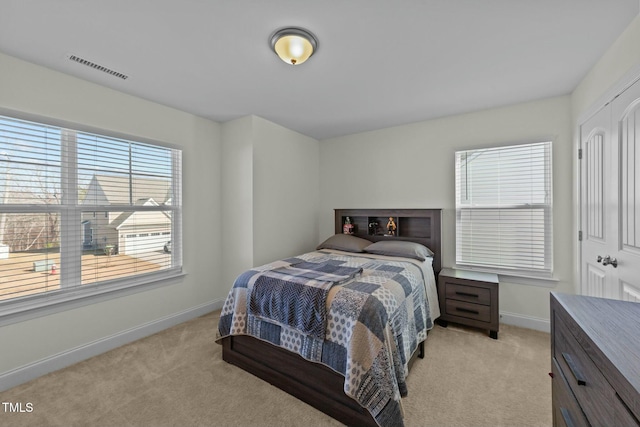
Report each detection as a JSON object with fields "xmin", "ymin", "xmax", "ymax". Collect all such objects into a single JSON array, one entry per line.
[
  {"xmin": 597, "ymin": 255, "xmax": 602, "ymax": 263},
  {"xmin": 600, "ymin": 255, "xmax": 618, "ymax": 268}
]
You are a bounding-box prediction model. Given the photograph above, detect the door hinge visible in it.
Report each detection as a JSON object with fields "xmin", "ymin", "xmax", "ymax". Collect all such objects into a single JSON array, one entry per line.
[
  {"xmin": 578, "ymin": 230, "xmax": 583, "ymax": 241},
  {"xmin": 578, "ymin": 148, "xmax": 583, "ymax": 160}
]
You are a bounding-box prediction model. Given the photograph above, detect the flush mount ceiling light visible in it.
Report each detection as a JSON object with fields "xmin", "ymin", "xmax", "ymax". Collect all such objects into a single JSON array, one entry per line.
[{"xmin": 270, "ymin": 27, "xmax": 318, "ymax": 65}]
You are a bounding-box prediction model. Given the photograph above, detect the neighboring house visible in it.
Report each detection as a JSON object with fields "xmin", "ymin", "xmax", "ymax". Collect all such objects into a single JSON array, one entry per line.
[{"xmin": 80, "ymin": 175, "xmax": 171, "ymax": 255}]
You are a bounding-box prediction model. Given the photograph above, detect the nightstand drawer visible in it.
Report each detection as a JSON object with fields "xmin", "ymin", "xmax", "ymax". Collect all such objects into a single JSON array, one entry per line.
[
  {"xmin": 445, "ymin": 282, "xmax": 491, "ymax": 305},
  {"xmin": 554, "ymin": 315, "xmax": 614, "ymax": 426},
  {"xmin": 438, "ymin": 268, "xmax": 499, "ymax": 338},
  {"xmin": 445, "ymin": 299, "xmax": 491, "ymax": 323}
]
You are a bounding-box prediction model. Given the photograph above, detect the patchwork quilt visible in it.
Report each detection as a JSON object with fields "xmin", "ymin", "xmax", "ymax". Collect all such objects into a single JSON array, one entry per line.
[
  {"xmin": 217, "ymin": 250, "xmax": 433, "ymax": 427},
  {"xmin": 249, "ymin": 260, "xmax": 363, "ymax": 339}
]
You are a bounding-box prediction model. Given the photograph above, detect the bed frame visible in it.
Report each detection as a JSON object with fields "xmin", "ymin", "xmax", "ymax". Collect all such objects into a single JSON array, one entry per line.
[{"xmin": 220, "ymin": 208, "xmax": 442, "ymax": 426}]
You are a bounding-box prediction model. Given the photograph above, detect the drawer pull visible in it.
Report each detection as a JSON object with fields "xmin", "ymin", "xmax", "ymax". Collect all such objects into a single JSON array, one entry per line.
[
  {"xmin": 562, "ymin": 352, "xmax": 587, "ymax": 386},
  {"xmin": 455, "ymin": 291, "xmax": 479, "ymax": 298},
  {"xmin": 455, "ymin": 307, "xmax": 480, "ymax": 315},
  {"xmin": 560, "ymin": 407, "xmax": 577, "ymax": 427}
]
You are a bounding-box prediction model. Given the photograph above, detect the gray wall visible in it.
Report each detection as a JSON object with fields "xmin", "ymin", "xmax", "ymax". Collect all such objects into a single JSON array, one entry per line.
[
  {"xmin": 251, "ymin": 116, "xmax": 320, "ymax": 267},
  {"xmin": 221, "ymin": 116, "xmax": 255, "ymax": 287},
  {"xmin": 221, "ymin": 115, "xmax": 320, "ymax": 285}
]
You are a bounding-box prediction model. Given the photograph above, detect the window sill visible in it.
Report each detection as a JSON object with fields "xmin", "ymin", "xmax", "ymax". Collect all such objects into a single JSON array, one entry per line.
[
  {"xmin": 497, "ymin": 273, "xmax": 559, "ymax": 287},
  {"xmin": 0, "ymin": 269, "xmax": 186, "ymax": 327}
]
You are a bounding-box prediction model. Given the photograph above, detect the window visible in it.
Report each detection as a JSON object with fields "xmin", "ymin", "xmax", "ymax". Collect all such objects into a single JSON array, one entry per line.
[
  {"xmin": 0, "ymin": 114, "xmax": 182, "ymax": 312},
  {"xmin": 455, "ymin": 141, "xmax": 552, "ymax": 277}
]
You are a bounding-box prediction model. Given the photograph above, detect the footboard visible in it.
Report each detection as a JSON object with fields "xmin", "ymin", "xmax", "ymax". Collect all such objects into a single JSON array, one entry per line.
[
  {"xmin": 221, "ymin": 335, "xmax": 377, "ymax": 426},
  {"xmin": 221, "ymin": 335, "xmax": 425, "ymax": 426}
]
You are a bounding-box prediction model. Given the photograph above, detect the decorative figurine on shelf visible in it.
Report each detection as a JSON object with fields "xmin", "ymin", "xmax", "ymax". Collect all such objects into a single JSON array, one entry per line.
[
  {"xmin": 343, "ymin": 216, "xmax": 354, "ymax": 234},
  {"xmin": 386, "ymin": 217, "xmax": 397, "ymax": 236},
  {"xmin": 368, "ymin": 220, "xmax": 379, "ymax": 235}
]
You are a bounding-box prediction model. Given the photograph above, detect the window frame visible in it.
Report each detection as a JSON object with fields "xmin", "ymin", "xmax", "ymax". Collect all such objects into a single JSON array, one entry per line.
[
  {"xmin": 0, "ymin": 108, "xmax": 184, "ymax": 326},
  {"xmin": 454, "ymin": 141, "xmax": 553, "ymax": 279}
]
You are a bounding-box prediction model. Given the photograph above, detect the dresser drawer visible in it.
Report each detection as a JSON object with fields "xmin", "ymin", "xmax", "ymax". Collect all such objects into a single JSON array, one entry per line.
[
  {"xmin": 615, "ymin": 394, "xmax": 640, "ymax": 426},
  {"xmin": 444, "ymin": 282, "xmax": 491, "ymax": 305},
  {"xmin": 552, "ymin": 358, "xmax": 589, "ymax": 427},
  {"xmin": 550, "ymin": 293, "xmax": 640, "ymax": 427},
  {"xmin": 445, "ymin": 299, "xmax": 491, "ymax": 323},
  {"xmin": 554, "ymin": 315, "xmax": 614, "ymax": 426}
]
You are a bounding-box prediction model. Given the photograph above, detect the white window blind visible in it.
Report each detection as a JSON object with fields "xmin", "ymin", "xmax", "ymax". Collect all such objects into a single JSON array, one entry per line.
[
  {"xmin": 0, "ymin": 114, "xmax": 182, "ymax": 306},
  {"xmin": 455, "ymin": 141, "xmax": 552, "ymax": 276}
]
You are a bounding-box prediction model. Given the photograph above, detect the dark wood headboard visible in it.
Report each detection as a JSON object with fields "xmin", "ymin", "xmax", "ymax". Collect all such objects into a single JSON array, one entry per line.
[{"xmin": 334, "ymin": 209, "xmax": 442, "ymax": 274}]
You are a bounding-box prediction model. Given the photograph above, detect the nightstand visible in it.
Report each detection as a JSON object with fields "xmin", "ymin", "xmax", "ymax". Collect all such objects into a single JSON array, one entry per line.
[{"xmin": 437, "ymin": 268, "xmax": 499, "ymax": 339}]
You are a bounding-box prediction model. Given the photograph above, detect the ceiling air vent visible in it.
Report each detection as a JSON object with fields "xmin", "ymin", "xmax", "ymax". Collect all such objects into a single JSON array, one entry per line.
[{"xmin": 68, "ymin": 55, "xmax": 129, "ymax": 80}]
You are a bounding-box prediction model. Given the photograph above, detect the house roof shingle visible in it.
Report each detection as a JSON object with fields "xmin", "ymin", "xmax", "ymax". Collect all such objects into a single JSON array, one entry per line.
[{"xmin": 82, "ymin": 175, "xmax": 171, "ymax": 205}]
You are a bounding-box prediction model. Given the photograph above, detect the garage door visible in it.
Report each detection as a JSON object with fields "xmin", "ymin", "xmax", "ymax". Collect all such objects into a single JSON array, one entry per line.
[{"xmin": 121, "ymin": 232, "xmax": 170, "ymax": 255}]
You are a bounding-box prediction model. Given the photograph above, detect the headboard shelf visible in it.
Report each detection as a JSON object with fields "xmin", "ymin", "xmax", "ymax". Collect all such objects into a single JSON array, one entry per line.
[{"xmin": 335, "ymin": 208, "xmax": 442, "ymax": 274}]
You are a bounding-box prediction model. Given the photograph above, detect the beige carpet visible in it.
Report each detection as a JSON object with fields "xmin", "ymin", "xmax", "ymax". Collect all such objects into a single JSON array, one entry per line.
[{"xmin": 0, "ymin": 311, "xmax": 552, "ymax": 427}]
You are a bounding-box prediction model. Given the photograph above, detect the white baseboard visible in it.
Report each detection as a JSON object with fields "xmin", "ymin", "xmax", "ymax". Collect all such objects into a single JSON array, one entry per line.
[
  {"xmin": 0, "ymin": 299, "xmax": 225, "ymax": 392},
  {"xmin": 499, "ymin": 310, "xmax": 550, "ymax": 333}
]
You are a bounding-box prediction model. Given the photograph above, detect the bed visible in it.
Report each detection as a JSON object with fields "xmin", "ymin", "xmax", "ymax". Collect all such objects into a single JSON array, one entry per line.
[{"xmin": 216, "ymin": 209, "xmax": 442, "ymax": 427}]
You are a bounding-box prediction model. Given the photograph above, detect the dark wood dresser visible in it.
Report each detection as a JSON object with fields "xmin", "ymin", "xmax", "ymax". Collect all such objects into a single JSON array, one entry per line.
[
  {"xmin": 437, "ymin": 268, "xmax": 499, "ymax": 339},
  {"xmin": 550, "ymin": 292, "xmax": 640, "ymax": 426}
]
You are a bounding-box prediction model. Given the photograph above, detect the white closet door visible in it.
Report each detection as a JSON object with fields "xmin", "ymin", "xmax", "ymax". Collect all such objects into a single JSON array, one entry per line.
[
  {"xmin": 580, "ymin": 77, "xmax": 640, "ymax": 301},
  {"xmin": 611, "ymin": 78, "xmax": 640, "ymax": 302},
  {"xmin": 580, "ymin": 103, "xmax": 615, "ymax": 298}
]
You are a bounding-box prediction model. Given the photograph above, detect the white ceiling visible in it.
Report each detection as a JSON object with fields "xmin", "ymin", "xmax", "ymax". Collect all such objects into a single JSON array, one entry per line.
[{"xmin": 1, "ymin": 1, "xmax": 638, "ymax": 140}]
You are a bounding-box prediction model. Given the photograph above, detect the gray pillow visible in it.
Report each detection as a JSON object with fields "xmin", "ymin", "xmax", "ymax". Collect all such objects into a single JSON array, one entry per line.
[
  {"xmin": 363, "ymin": 240, "xmax": 434, "ymax": 261},
  {"xmin": 316, "ymin": 234, "xmax": 372, "ymax": 253}
]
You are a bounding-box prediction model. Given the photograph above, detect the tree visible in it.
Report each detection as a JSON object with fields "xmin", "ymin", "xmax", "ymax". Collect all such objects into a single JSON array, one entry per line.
[{"xmin": 0, "ymin": 167, "xmax": 61, "ymax": 252}]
